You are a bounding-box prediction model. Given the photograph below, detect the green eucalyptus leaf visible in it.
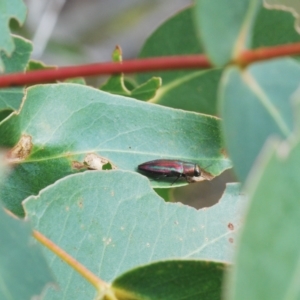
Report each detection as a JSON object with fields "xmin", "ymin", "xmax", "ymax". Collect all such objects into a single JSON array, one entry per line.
[
  {"xmin": 265, "ymin": 0, "xmax": 300, "ymax": 29},
  {"xmin": 112, "ymin": 260, "xmax": 225, "ymax": 300},
  {"xmin": 64, "ymin": 77, "xmax": 86, "ymax": 85},
  {"xmin": 253, "ymin": 6, "xmax": 300, "ymax": 47},
  {"xmin": 0, "ymin": 155, "xmax": 55, "ymax": 300},
  {"xmin": 123, "ymin": 78, "xmax": 136, "ymax": 91},
  {"xmin": 0, "ymin": 36, "xmax": 31, "ymax": 74},
  {"xmin": 101, "ymin": 72, "xmax": 130, "ymax": 96},
  {"xmin": 0, "ymin": 109, "xmax": 13, "ymax": 123},
  {"xmin": 0, "ymin": 36, "xmax": 32, "ymax": 112},
  {"xmin": 130, "ymin": 77, "xmax": 161, "ymax": 101},
  {"xmin": 136, "ymin": 7, "xmax": 221, "ymax": 115},
  {"xmin": 226, "ymin": 136, "xmax": 300, "ymax": 300},
  {"xmin": 194, "ymin": 0, "xmax": 261, "ymax": 66},
  {"xmin": 137, "ymin": 4, "xmax": 299, "ymax": 114},
  {"xmin": 219, "ymin": 58, "xmax": 299, "ymax": 182},
  {"xmin": 26, "ymin": 60, "xmax": 85, "ymax": 84},
  {"xmin": 0, "ymin": 0, "xmax": 26, "ymax": 70},
  {"xmin": 0, "ymin": 207, "xmax": 55, "ymax": 300},
  {"xmin": 23, "ymin": 171, "xmax": 244, "ymax": 299},
  {"xmin": 101, "ymin": 75, "xmax": 160, "ymax": 100},
  {"xmin": 26, "ymin": 59, "xmax": 56, "ymax": 71},
  {"xmin": 101, "ymin": 46, "xmax": 161, "ymax": 101},
  {"xmin": 0, "ymin": 83, "xmax": 230, "ymax": 216}
]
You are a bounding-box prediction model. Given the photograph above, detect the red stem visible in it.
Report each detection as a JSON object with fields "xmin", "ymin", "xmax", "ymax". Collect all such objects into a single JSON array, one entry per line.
[
  {"xmin": 237, "ymin": 43, "xmax": 300, "ymax": 65},
  {"xmin": 0, "ymin": 42, "xmax": 300, "ymax": 88},
  {"xmin": 0, "ymin": 55, "xmax": 211, "ymax": 87}
]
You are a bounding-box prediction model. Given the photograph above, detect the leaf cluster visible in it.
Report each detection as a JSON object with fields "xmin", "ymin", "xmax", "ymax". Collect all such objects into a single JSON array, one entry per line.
[{"xmin": 0, "ymin": 0, "xmax": 300, "ymax": 299}]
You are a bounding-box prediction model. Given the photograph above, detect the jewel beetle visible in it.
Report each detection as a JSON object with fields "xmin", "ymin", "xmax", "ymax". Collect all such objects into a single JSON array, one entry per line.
[{"xmin": 138, "ymin": 159, "xmax": 202, "ymax": 184}]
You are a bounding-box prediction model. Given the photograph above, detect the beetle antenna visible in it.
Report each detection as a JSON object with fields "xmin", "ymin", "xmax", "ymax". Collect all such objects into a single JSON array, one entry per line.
[{"xmin": 203, "ymin": 162, "xmax": 213, "ymax": 170}]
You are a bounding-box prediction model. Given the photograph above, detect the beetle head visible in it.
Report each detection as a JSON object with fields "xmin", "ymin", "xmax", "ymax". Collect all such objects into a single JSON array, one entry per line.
[{"xmin": 194, "ymin": 164, "xmax": 201, "ymax": 177}]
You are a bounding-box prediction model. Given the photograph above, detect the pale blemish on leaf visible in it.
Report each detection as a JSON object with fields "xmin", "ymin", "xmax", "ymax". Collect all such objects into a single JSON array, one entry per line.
[
  {"xmin": 72, "ymin": 153, "xmax": 117, "ymax": 171},
  {"xmin": 71, "ymin": 161, "xmax": 87, "ymax": 170},
  {"xmin": 7, "ymin": 135, "xmax": 32, "ymax": 163},
  {"xmin": 221, "ymin": 148, "xmax": 228, "ymax": 158},
  {"xmin": 103, "ymin": 237, "xmax": 112, "ymax": 246},
  {"xmin": 84, "ymin": 153, "xmax": 109, "ymax": 170}
]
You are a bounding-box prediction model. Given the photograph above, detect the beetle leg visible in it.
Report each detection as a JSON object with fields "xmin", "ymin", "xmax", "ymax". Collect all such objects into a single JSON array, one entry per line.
[{"xmin": 171, "ymin": 174, "xmax": 182, "ymax": 185}]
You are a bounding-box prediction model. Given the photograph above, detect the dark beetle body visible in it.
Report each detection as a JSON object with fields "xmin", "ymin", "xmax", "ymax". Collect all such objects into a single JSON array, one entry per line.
[{"xmin": 138, "ymin": 159, "xmax": 201, "ymax": 184}]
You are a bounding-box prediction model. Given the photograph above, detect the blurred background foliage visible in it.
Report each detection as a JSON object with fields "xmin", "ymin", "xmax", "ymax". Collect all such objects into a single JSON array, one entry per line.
[{"xmin": 13, "ymin": 0, "xmax": 192, "ymax": 65}]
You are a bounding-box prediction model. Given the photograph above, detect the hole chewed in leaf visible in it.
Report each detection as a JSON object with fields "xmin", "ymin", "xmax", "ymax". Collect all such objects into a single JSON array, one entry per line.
[
  {"xmin": 7, "ymin": 135, "xmax": 33, "ymax": 163},
  {"xmin": 84, "ymin": 153, "xmax": 109, "ymax": 170},
  {"xmin": 72, "ymin": 153, "xmax": 117, "ymax": 171}
]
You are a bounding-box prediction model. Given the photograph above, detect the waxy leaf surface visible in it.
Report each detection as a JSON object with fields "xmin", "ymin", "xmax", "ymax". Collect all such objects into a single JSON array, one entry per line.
[
  {"xmin": 24, "ymin": 171, "xmax": 244, "ymax": 299},
  {"xmin": 101, "ymin": 74, "xmax": 161, "ymax": 101},
  {"xmin": 0, "ymin": 83, "xmax": 230, "ymax": 215},
  {"xmin": 226, "ymin": 136, "xmax": 300, "ymax": 300},
  {"xmin": 0, "ymin": 158, "xmax": 55, "ymax": 300},
  {"xmin": 265, "ymin": 0, "xmax": 300, "ymax": 30},
  {"xmin": 112, "ymin": 260, "xmax": 225, "ymax": 300},
  {"xmin": 136, "ymin": 7, "xmax": 221, "ymax": 115},
  {"xmin": 194, "ymin": 0, "xmax": 261, "ymax": 66},
  {"xmin": 0, "ymin": 36, "xmax": 32, "ymax": 114},
  {"xmin": 0, "ymin": 0, "xmax": 26, "ymax": 70},
  {"xmin": 0, "ymin": 207, "xmax": 55, "ymax": 300},
  {"xmin": 101, "ymin": 46, "xmax": 161, "ymax": 101},
  {"xmin": 136, "ymin": 5, "xmax": 299, "ymax": 115},
  {"xmin": 253, "ymin": 6, "xmax": 300, "ymax": 48},
  {"xmin": 219, "ymin": 58, "xmax": 298, "ymax": 182}
]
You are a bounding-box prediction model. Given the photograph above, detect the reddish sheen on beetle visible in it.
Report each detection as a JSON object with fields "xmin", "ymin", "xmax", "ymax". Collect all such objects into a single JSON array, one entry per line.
[{"xmin": 138, "ymin": 159, "xmax": 201, "ymax": 184}]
